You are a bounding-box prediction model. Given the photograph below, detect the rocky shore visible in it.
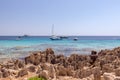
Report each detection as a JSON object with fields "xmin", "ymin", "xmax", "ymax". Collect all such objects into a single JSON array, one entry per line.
[{"xmin": 1, "ymin": 47, "xmax": 120, "ymax": 80}]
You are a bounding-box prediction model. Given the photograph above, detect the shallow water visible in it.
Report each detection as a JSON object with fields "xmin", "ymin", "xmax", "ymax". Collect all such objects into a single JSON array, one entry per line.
[{"xmin": 0, "ymin": 36, "xmax": 120, "ymax": 58}]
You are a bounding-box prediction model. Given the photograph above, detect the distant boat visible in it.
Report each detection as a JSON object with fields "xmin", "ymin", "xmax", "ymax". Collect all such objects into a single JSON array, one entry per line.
[
  {"xmin": 23, "ymin": 35, "xmax": 29, "ymax": 37},
  {"xmin": 60, "ymin": 36, "xmax": 68, "ymax": 39},
  {"xmin": 50, "ymin": 24, "xmax": 62, "ymax": 40},
  {"xmin": 18, "ymin": 36, "xmax": 22, "ymax": 38},
  {"xmin": 73, "ymin": 37, "xmax": 78, "ymax": 41},
  {"xmin": 16, "ymin": 36, "xmax": 22, "ymax": 41},
  {"xmin": 50, "ymin": 35, "xmax": 62, "ymax": 40}
]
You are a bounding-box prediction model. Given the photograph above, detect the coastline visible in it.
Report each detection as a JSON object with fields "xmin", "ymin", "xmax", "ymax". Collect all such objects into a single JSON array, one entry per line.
[
  {"xmin": 0, "ymin": 47, "xmax": 120, "ymax": 80},
  {"xmin": 0, "ymin": 36, "xmax": 120, "ymax": 57}
]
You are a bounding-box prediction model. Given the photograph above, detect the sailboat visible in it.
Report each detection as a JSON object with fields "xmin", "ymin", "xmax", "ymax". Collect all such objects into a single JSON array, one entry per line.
[{"xmin": 50, "ymin": 24, "xmax": 62, "ymax": 40}]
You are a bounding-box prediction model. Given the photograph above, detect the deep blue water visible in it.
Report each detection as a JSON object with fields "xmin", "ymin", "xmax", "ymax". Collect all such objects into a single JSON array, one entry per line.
[{"xmin": 0, "ymin": 36, "xmax": 120, "ymax": 59}]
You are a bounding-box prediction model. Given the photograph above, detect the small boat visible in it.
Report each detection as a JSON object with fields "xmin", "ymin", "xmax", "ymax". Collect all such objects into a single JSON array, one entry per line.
[
  {"xmin": 16, "ymin": 36, "xmax": 22, "ymax": 41},
  {"xmin": 50, "ymin": 24, "xmax": 62, "ymax": 40},
  {"xmin": 73, "ymin": 37, "xmax": 78, "ymax": 41},
  {"xmin": 23, "ymin": 35, "xmax": 29, "ymax": 37},
  {"xmin": 60, "ymin": 36, "xmax": 68, "ymax": 39},
  {"xmin": 50, "ymin": 35, "xmax": 62, "ymax": 40}
]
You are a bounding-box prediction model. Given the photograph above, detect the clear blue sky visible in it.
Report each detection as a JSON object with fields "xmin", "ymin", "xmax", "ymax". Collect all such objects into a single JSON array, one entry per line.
[{"xmin": 0, "ymin": 0, "xmax": 120, "ymax": 36}]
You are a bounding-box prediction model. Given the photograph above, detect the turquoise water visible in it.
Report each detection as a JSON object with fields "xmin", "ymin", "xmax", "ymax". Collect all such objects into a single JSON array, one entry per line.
[{"xmin": 0, "ymin": 36, "xmax": 120, "ymax": 59}]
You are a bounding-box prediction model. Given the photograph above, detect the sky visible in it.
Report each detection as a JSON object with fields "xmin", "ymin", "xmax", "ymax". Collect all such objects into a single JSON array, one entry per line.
[{"xmin": 0, "ymin": 0, "xmax": 120, "ymax": 36}]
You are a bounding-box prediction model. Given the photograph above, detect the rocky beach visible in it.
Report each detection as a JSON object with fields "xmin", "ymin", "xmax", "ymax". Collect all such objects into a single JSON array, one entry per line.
[
  {"xmin": 1, "ymin": 0, "xmax": 120, "ymax": 80},
  {"xmin": 0, "ymin": 47, "xmax": 120, "ymax": 80}
]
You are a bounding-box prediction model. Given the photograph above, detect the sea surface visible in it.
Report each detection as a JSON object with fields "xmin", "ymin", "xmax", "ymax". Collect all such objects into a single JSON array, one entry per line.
[{"xmin": 0, "ymin": 36, "xmax": 120, "ymax": 59}]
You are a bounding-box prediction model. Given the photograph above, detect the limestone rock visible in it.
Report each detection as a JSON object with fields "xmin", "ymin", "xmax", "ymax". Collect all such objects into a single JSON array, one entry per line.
[
  {"xmin": 17, "ymin": 69, "xmax": 28, "ymax": 77},
  {"xmin": 115, "ymin": 77, "xmax": 120, "ymax": 80},
  {"xmin": 36, "ymin": 66, "xmax": 42, "ymax": 74},
  {"xmin": 14, "ymin": 60, "xmax": 25, "ymax": 69},
  {"xmin": 38, "ymin": 70, "xmax": 49, "ymax": 80},
  {"xmin": 91, "ymin": 50, "xmax": 97, "ymax": 55},
  {"xmin": 25, "ymin": 52, "xmax": 41, "ymax": 65},
  {"xmin": 57, "ymin": 66, "xmax": 67, "ymax": 76},
  {"xmin": 0, "ymin": 71, "xmax": 2, "ymax": 78},
  {"xmin": 115, "ymin": 68, "xmax": 120, "ymax": 76},
  {"xmin": 27, "ymin": 65, "xmax": 36, "ymax": 72},
  {"xmin": 103, "ymin": 73, "xmax": 115, "ymax": 80},
  {"xmin": 46, "ymin": 48, "xmax": 54, "ymax": 55},
  {"xmin": 41, "ymin": 63, "xmax": 50, "ymax": 70},
  {"xmin": 1, "ymin": 68, "xmax": 10, "ymax": 78},
  {"xmin": 90, "ymin": 51, "xmax": 98, "ymax": 64},
  {"xmin": 102, "ymin": 64, "xmax": 114, "ymax": 73},
  {"xmin": 48, "ymin": 65, "xmax": 56, "ymax": 79},
  {"xmin": 92, "ymin": 67, "xmax": 101, "ymax": 80},
  {"xmin": 74, "ymin": 68, "xmax": 92, "ymax": 79}
]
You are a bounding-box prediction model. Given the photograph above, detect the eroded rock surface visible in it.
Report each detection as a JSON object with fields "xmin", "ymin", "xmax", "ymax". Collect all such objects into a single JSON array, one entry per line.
[{"xmin": 1, "ymin": 47, "xmax": 120, "ymax": 80}]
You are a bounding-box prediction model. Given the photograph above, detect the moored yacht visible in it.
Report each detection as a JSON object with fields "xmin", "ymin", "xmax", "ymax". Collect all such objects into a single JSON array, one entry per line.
[
  {"xmin": 59, "ymin": 36, "xmax": 68, "ymax": 39},
  {"xmin": 50, "ymin": 24, "xmax": 61, "ymax": 40},
  {"xmin": 50, "ymin": 35, "xmax": 62, "ymax": 40}
]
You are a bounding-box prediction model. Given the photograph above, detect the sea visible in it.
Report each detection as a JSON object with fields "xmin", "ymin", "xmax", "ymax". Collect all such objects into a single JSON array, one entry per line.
[{"xmin": 0, "ymin": 36, "xmax": 120, "ymax": 59}]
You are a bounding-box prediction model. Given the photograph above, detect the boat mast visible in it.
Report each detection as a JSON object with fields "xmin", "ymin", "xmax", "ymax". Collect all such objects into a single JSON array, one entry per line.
[{"xmin": 52, "ymin": 24, "xmax": 54, "ymax": 36}]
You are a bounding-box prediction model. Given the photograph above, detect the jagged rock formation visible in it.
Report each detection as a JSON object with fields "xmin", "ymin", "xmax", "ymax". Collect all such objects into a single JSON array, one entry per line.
[{"xmin": 1, "ymin": 47, "xmax": 120, "ymax": 80}]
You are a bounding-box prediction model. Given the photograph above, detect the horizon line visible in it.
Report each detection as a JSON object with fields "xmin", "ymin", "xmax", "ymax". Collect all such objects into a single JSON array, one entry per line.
[{"xmin": 0, "ymin": 35, "xmax": 120, "ymax": 36}]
